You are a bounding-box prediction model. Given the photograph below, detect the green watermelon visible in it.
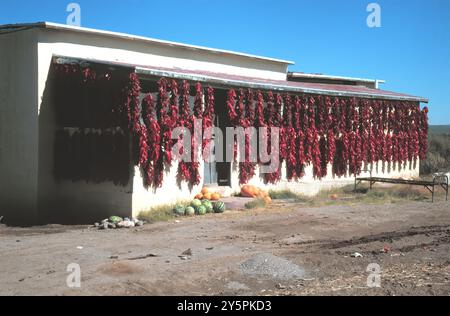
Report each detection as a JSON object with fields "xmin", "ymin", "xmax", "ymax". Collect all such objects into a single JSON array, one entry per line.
[
  {"xmin": 191, "ymin": 199, "xmax": 202, "ymax": 208},
  {"xmin": 173, "ymin": 205, "xmax": 186, "ymax": 216},
  {"xmin": 213, "ymin": 201, "xmax": 226, "ymax": 213},
  {"xmin": 185, "ymin": 206, "xmax": 195, "ymax": 216},
  {"xmin": 109, "ymin": 216, "xmax": 123, "ymax": 224},
  {"xmin": 202, "ymin": 200, "xmax": 213, "ymax": 213},
  {"xmin": 197, "ymin": 205, "xmax": 207, "ymax": 215}
]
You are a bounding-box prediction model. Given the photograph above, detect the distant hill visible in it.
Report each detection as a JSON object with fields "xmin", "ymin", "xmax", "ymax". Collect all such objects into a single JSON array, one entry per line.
[{"xmin": 430, "ymin": 125, "xmax": 450, "ymax": 135}]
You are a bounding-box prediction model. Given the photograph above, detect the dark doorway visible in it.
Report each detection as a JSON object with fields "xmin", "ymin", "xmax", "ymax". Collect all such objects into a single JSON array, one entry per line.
[{"xmin": 206, "ymin": 89, "xmax": 231, "ymax": 186}]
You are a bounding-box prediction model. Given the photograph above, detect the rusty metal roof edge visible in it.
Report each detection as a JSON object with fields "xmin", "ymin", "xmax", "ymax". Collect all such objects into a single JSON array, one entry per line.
[
  {"xmin": 136, "ymin": 67, "xmax": 428, "ymax": 103},
  {"xmin": 52, "ymin": 55, "xmax": 428, "ymax": 103}
]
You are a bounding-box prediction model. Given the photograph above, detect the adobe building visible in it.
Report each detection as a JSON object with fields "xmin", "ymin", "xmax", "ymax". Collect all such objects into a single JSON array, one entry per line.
[{"xmin": 0, "ymin": 22, "xmax": 428, "ymax": 225}]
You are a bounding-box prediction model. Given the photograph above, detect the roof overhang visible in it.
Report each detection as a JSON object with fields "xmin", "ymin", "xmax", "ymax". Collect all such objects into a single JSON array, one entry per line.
[{"xmin": 53, "ymin": 56, "xmax": 428, "ymax": 103}]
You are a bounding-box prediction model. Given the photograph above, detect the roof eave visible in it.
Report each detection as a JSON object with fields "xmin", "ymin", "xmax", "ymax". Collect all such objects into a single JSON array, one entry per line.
[
  {"xmin": 136, "ymin": 67, "xmax": 428, "ymax": 103},
  {"xmin": 52, "ymin": 55, "xmax": 428, "ymax": 103}
]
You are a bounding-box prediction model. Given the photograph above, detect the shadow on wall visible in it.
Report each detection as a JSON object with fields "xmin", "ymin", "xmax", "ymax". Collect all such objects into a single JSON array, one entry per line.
[{"xmin": 36, "ymin": 63, "xmax": 134, "ymax": 225}]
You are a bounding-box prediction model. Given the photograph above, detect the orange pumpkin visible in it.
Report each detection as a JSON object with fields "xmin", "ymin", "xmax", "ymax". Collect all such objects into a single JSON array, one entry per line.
[
  {"xmin": 241, "ymin": 185, "xmax": 254, "ymax": 198},
  {"xmin": 201, "ymin": 187, "xmax": 209, "ymax": 195},
  {"xmin": 211, "ymin": 193, "xmax": 221, "ymax": 201},
  {"xmin": 203, "ymin": 192, "xmax": 212, "ymax": 200},
  {"xmin": 256, "ymin": 189, "xmax": 267, "ymax": 198},
  {"xmin": 242, "ymin": 185, "xmax": 268, "ymax": 198},
  {"xmin": 195, "ymin": 193, "xmax": 203, "ymax": 200},
  {"xmin": 264, "ymin": 196, "xmax": 272, "ymax": 204}
]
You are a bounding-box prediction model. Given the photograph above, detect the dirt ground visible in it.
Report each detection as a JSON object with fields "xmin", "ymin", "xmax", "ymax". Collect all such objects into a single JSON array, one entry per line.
[{"xmin": 1, "ymin": 198, "xmax": 450, "ymax": 296}]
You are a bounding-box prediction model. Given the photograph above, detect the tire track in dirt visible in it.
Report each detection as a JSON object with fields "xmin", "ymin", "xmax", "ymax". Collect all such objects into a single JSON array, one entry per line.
[{"xmin": 279, "ymin": 225, "xmax": 450, "ymax": 253}]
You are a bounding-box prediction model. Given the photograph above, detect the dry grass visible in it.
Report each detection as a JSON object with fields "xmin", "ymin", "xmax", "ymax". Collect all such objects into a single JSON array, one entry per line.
[
  {"xmin": 268, "ymin": 184, "xmax": 430, "ymax": 209},
  {"xmin": 311, "ymin": 184, "xmax": 429, "ymax": 207},
  {"xmin": 269, "ymin": 189, "xmax": 308, "ymax": 201},
  {"xmin": 244, "ymin": 198, "xmax": 267, "ymax": 209},
  {"xmin": 138, "ymin": 201, "xmax": 191, "ymax": 223}
]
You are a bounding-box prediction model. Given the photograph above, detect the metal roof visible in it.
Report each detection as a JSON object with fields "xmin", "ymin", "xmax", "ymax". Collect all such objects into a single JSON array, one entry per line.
[
  {"xmin": 54, "ymin": 56, "xmax": 428, "ymax": 103},
  {"xmin": 0, "ymin": 22, "xmax": 295, "ymax": 66},
  {"xmin": 288, "ymin": 72, "xmax": 386, "ymax": 85}
]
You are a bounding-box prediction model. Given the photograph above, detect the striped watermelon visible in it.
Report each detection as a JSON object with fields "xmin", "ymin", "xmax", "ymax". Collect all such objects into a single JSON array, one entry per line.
[
  {"xmin": 202, "ymin": 200, "xmax": 214, "ymax": 213},
  {"xmin": 197, "ymin": 205, "xmax": 207, "ymax": 216},
  {"xmin": 185, "ymin": 207, "xmax": 195, "ymax": 216},
  {"xmin": 213, "ymin": 201, "xmax": 226, "ymax": 213},
  {"xmin": 173, "ymin": 205, "xmax": 186, "ymax": 216}
]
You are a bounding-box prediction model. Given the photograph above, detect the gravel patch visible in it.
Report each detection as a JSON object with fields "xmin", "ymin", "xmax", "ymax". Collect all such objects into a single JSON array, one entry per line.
[
  {"xmin": 240, "ymin": 253, "xmax": 306, "ymax": 280},
  {"xmin": 226, "ymin": 281, "xmax": 250, "ymax": 291}
]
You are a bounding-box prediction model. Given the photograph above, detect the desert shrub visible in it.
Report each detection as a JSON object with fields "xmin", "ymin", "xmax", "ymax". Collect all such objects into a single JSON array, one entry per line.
[
  {"xmin": 269, "ymin": 189, "xmax": 299, "ymax": 199},
  {"xmin": 421, "ymin": 132, "xmax": 450, "ymax": 175},
  {"xmin": 366, "ymin": 190, "xmax": 386, "ymax": 199},
  {"xmin": 244, "ymin": 198, "xmax": 267, "ymax": 209}
]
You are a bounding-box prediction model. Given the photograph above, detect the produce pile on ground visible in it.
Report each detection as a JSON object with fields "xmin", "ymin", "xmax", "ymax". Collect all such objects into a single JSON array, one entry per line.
[
  {"xmin": 94, "ymin": 216, "xmax": 145, "ymax": 230},
  {"xmin": 194, "ymin": 187, "xmax": 222, "ymax": 201},
  {"xmin": 173, "ymin": 187, "xmax": 226, "ymax": 217},
  {"xmin": 240, "ymin": 185, "xmax": 272, "ymax": 204}
]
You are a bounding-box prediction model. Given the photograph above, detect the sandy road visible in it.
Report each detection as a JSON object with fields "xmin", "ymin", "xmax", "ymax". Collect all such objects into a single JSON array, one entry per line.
[{"xmin": 1, "ymin": 200, "xmax": 449, "ymax": 296}]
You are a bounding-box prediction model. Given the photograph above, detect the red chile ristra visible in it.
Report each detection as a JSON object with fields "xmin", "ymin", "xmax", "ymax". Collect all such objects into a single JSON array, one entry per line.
[{"xmin": 116, "ymin": 74, "xmax": 429, "ymax": 188}]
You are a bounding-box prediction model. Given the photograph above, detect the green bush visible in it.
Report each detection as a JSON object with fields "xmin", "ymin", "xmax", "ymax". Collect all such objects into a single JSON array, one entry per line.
[{"xmin": 421, "ymin": 131, "xmax": 450, "ymax": 175}]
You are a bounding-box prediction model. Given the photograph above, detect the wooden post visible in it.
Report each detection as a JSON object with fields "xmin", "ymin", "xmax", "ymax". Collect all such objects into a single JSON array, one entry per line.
[
  {"xmin": 432, "ymin": 185, "xmax": 435, "ymax": 203},
  {"xmin": 446, "ymin": 176, "xmax": 449, "ymax": 202},
  {"xmin": 446, "ymin": 183, "xmax": 448, "ymax": 202}
]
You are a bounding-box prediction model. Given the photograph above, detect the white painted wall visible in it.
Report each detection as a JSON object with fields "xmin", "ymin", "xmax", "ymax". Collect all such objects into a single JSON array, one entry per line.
[
  {"xmin": 0, "ymin": 29, "xmax": 40, "ymax": 225},
  {"xmin": 224, "ymin": 141, "xmax": 420, "ymax": 198},
  {"xmin": 132, "ymin": 165, "xmax": 204, "ymax": 217},
  {"xmin": 37, "ymin": 28, "xmax": 288, "ymax": 83},
  {"xmin": 234, "ymin": 160, "xmax": 420, "ymax": 197}
]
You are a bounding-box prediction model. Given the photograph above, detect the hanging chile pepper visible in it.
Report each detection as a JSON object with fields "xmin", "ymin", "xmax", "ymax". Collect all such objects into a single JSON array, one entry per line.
[{"xmin": 118, "ymin": 75, "xmax": 429, "ymax": 188}]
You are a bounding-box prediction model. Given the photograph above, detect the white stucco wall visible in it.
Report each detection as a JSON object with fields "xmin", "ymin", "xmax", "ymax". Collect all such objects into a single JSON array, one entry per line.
[
  {"xmin": 0, "ymin": 29, "xmax": 40, "ymax": 225},
  {"xmin": 234, "ymin": 160, "xmax": 420, "ymax": 197},
  {"xmin": 132, "ymin": 165, "xmax": 204, "ymax": 217},
  {"xmin": 36, "ymin": 28, "xmax": 288, "ymax": 83}
]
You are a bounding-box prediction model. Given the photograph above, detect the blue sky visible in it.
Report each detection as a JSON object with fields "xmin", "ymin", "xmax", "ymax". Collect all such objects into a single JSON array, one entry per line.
[{"xmin": 1, "ymin": 0, "xmax": 449, "ymax": 124}]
